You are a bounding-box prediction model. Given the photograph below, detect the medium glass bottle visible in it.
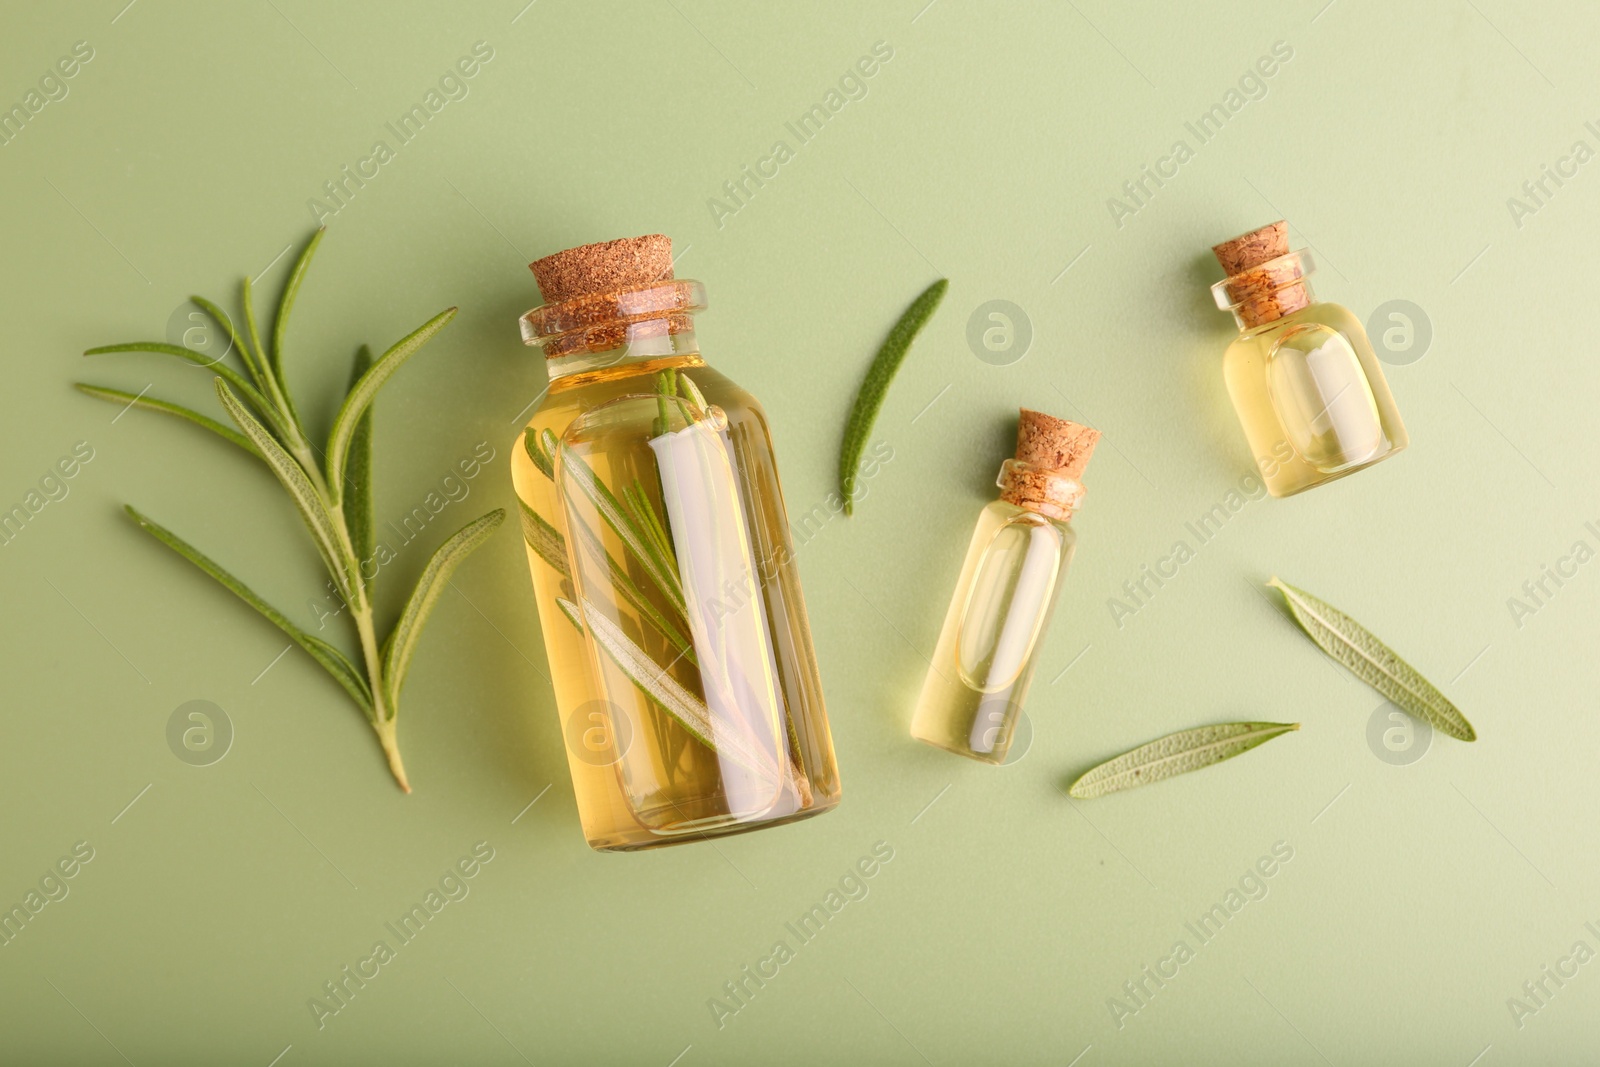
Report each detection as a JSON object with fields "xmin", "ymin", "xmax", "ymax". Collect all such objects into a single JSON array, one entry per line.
[
  {"xmin": 510, "ymin": 235, "xmax": 840, "ymax": 851},
  {"xmin": 1210, "ymin": 220, "xmax": 1408, "ymax": 497},
  {"xmin": 910, "ymin": 409, "xmax": 1098, "ymax": 763}
]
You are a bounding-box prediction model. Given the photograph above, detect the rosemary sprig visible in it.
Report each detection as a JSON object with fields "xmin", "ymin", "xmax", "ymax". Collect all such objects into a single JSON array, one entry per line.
[
  {"xmin": 556, "ymin": 596, "xmax": 778, "ymax": 783},
  {"xmin": 838, "ymin": 277, "xmax": 947, "ymax": 514},
  {"xmin": 557, "ymin": 431, "xmax": 686, "ymax": 611},
  {"xmin": 1269, "ymin": 577, "xmax": 1477, "ymax": 742},
  {"xmin": 1068, "ymin": 722, "xmax": 1300, "ymax": 798},
  {"xmin": 519, "ymin": 374, "xmax": 735, "ymax": 756},
  {"xmin": 77, "ymin": 228, "xmax": 504, "ymax": 792}
]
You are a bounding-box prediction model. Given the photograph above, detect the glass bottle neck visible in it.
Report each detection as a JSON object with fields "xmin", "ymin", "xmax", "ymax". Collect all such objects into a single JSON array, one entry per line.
[
  {"xmin": 545, "ymin": 329, "xmax": 705, "ymax": 389},
  {"xmin": 995, "ymin": 459, "xmax": 1084, "ymax": 521},
  {"xmin": 523, "ymin": 278, "xmax": 708, "ymax": 386},
  {"xmin": 1212, "ymin": 248, "xmax": 1317, "ymax": 332},
  {"xmin": 1232, "ymin": 281, "xmax": 1317, "ymax": 332}
]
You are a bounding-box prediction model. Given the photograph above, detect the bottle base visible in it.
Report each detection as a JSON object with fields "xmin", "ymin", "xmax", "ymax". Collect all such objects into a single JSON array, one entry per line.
[
  {"xmin": 911, "ymin": 731, "xmax": 1008, "ymax": 765},
  {"xmin": 585, "ymin": 795, "xmax": 841, "ymax": 853},
  {"xmin": 1267, "ymin": 443, "xmax": 1406, "ymax": 498}
]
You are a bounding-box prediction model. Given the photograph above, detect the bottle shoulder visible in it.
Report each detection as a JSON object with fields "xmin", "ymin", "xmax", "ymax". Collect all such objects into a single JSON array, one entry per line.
[
  {"xmin": 1232, "ymin": 301, "xmax": 1363, "ymax": 343},
  {"xmin": 1224, "ymin": 301, "xmax": 1372, "ymax": 366},
  {"xmin": 526, "ymin": 358, "xmax": 763, "ymax": 431},
  {"xmin": 980, "ymin": 499, "xmax": 1077, "ymax": 544}
]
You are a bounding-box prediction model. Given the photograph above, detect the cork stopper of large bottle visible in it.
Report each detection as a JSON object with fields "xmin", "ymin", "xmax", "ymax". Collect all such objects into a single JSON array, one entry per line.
[
  {"xmin": 530, "ymin": 234, "xmax": 675, "ymax": 304},
  {"xmin": 1210, "ymin": 220, "xmax": 1311, "ymax": 328},
  {"xmin": 524, "ymin": 234, "xmax": 697, "ymax": 359},
  {"xmin": 999, "ymin": 408, "xmax": 1099, "ymax": 519}
]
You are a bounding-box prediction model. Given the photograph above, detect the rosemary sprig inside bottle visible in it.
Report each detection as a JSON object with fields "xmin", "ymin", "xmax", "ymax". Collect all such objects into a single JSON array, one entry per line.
[{"xmin": 521, "ymin": 369, "xmax": 786, "ymax": 779}]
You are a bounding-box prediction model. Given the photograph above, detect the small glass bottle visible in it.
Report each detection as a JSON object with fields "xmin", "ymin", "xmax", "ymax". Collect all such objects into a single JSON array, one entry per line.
[
  {"xmin": 510, "ymin": 235, "xmax": 840, "ymax": 851},
  {"xmin": 1210, "ymin": 220, "xmax": 1408, "ymax": 497},
  {"xmin": 910, "ymin": 409, "xmax": 1099, "ymax": 763}
]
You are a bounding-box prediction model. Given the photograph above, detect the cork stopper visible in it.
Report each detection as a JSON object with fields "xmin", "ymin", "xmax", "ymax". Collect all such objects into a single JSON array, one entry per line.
[
  {"xmin": 1211, "ymin": 220, "xmax": 1287, "ymax": 276},
  {"xmin": 999, "ymin": 409, "xmax": 1099, "ymax": 519},
  {"xmin": 523, "ymin": 235, "xmax": 697, "ymax": 359},
  {"xmin": 530, "ymin": 234, "xmax": 674, "ymax": 304},
  {"xmin": 1210, "ymin": 220, "xmax": 1311, "ymax": 329}
]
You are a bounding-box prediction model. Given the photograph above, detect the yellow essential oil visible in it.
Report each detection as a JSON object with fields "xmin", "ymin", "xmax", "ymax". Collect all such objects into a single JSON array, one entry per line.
[
  {"xmin": 511, "ymin": 236, "xmax": 840, "ymax": 851},
  {"xmin": 1210, "ymin": 221, "xmax": 1407, "ymax": 497},
  {"xmin": 911, "ymin": 410, "xmax": 1098, "ymax": 764}
]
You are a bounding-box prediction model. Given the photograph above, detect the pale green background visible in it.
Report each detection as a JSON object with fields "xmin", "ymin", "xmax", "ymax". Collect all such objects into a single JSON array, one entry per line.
[{"xmin": 0, "ymin": 0, "xmax": 1593, "ymax": 1063}]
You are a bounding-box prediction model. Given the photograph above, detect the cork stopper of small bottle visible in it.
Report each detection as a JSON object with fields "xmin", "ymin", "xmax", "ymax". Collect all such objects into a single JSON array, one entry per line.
[
  {"xmin": 1210, "ymin": 220, "xmax": 1311, "ymax": 328},
  {"xmin": 530, "ymin": 234, "xmax": 675, "ymax": 304},
  {"xmin": 999, "ymin": 408, "xmax": 1099, "ymax": 519}
]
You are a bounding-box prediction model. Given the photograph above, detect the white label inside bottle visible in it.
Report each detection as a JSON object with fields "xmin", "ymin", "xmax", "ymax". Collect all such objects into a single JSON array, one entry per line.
[
  {"xmin": 956, "ymin": 516, "xmax": 1062, "ymax": 694},
  {"xmin": 1266, "ymin": 324, "xmax": 1384, "ymax": 471}
]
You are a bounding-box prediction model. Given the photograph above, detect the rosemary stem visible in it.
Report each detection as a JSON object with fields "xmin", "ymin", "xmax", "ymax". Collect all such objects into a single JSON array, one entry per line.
[
  {"xmin": 376, "ymin": 719, "xmax": 411, "ymax": 793},
  {"xmin": 326, "ymin": 494, "xmax": 401, "ymax": 788}
]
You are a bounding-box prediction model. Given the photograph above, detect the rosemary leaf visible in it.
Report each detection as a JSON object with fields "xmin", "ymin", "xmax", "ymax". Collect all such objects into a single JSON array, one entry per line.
[
  {"xmin": 83, "ymin": 341, "xmax": 278, "ymax": 426},
  {"xmin": 189, "ymin": 294, "xmax": 254, "ymax": 375},
  {"xmin": 214, "ymin": 379, "xmax": 358, "ymax": 601},
  {"xmin": 677, "ymin": 372, "xmax": 709, "ymax": 411},
  {"xmin": 557, "ymin": 438, "xmax": 685, "ymax": 612},
  {"xmin": 522, "ymin": 426, "xmax": 554, "ymax": 479},
  {"xmin": 520, "ymin": 487, "xmax": 695, "ymax": 663},
  {"xmin": 124, "ymin": 505, "xmax": 374, "ymax": 716},
  {"xmin": 381, "ymin": 509, "xmax": 505, "ymax": 715},
  {"xmin": 325, "ymin": 307, "xmax": 458, "ymax": 507},
  {"xmin": 624, "ymin": 482, "xmax": 676, "ymax": 567},
  {"xmin": 344, "ymin": 345, "xmax": 375, "ymax": 585},
  {"xmin": 557, "ymin": 596, "xmax": 775, "ymax": 780},
  {"xmin": 1269, "ymin": 577, "xmax": 1477, "ymax": 742},
  {"xmin": 272, "ymin": 228, "xmax": 325, "ymax": 387},
  {"xmin": 1069, "ymin": 722, "xmax": 1300, "ymax": 799},
  {"xmin": 518, "ymin": 499, "xmax": 569, "ymax": 580},
  {"xmin": 838, "ymin": 277, "xmax": 947, "ymax": 515},
  {"xmin": 569, "ymin": 516, "xmax": 696, "ymax": 666},
  {"xmin": 654, "ymin": 369, "xmax": 674, "ymax": 437},
  {"xmin": 74, "ymin": 383, "xmax": 255, "ymax": 454},
  {"xmin": 240, "ymin": 274, "xmax": 274, "ymax": 396}
]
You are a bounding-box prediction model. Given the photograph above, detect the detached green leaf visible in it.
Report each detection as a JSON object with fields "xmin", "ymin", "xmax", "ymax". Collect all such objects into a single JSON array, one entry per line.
[
  {"xmin": 1069, "ymin": 722, "xmax": 1300, "ymax": 799},
  {"xmin": 74, "ymin": 383, "xmax": 255, "ymax": 454},
  {"xmin": 1269, "ymin": 577, "xmax": 1477, "ymax": 742},
  {"xmin": 326, "ymin": 307, "xmax": 458, "ymax": 505},
  {"xmin": 838, "ymin": 277, "xmax": 947, "ymax": 515},
  {"xmin": 215, "ymin": 379, "xmax": 357, "ymax": 599},
  {"xmin": 344, "ymin": 344, "xmax": 375, "ymax": 586},
  {"xmin": 124, "ymin": 505, "xmax": 372, "ymax": 715},
  {"xmin": 381, "ymin": 509, "xmax": 505, "ymax": 715}
]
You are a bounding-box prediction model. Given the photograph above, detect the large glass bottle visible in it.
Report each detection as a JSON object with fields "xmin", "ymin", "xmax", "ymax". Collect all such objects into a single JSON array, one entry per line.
[
  {"xmin": 1210, "ymin": 220, "xmax": 1408, "ymax": 497},
  {"xmin": 510, "ymin": 235, "xmax": 840, "ymax": 851},
  {"xmin": 910, "ymin": 410, "xmax": 1098, "ymax": 764}
]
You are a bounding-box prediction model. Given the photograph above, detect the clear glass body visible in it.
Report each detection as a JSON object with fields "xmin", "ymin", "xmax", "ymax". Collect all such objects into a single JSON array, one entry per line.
[
  {"xmin": 511, "ymin": 326, "xmax": 840, "ymax": 851},
  {"xmin": 910, "ymin": 499, "xmax": 1076, "ymax": 763},
  {"xmin": 1222, "ymin": 299, "xmax": 1408, "ymax": 497}
]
